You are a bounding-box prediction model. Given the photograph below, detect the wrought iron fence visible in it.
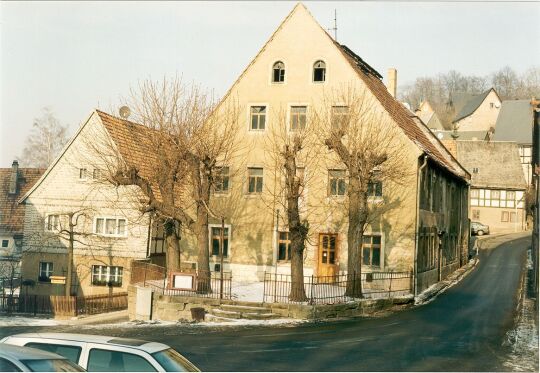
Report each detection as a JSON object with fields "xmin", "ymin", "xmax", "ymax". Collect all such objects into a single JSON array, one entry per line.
[
  {"xmin": 130, "ymin": 260, "xmax": 232, "ymax": 300},
  {"xmin": 263, "ymin": 271, "xmax": 412, "ymax": 305}
]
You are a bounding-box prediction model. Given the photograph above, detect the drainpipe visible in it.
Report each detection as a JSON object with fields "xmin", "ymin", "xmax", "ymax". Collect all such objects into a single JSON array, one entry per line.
[{"xmin": 414, "ymin": 155, "xmax": 428, "ymax": 297}]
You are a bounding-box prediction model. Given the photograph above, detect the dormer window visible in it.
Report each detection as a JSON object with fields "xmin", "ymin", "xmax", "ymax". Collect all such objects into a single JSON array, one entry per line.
[
  {"xmin": 272, "ymin": 61, "xmax": 285, "ymax": 83},
  {"xmin": 313, "ymin": 60, "xmax": 326, "ymax": 82}
]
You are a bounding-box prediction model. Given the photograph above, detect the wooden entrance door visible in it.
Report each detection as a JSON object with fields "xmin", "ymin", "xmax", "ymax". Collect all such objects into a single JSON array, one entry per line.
[{"xmin": 317, "ymin": 233, "xmax": 338, "ymax": 280}]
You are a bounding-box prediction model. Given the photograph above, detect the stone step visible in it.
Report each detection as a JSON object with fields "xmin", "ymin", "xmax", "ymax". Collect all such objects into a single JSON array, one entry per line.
[
  {"xmin": 205, "ymin": 314, "xmax": 237, "ymax": 323},
  {"xmin": 243, "ymin": 312, "xmax": 282, "ymax": 320},
  {"xmin": 209, "ymin": 309, "xmax": 242, "ymax": 319},
  {"xmin": 220, "ymin": 304, "xmax": 272, "ymax": 314}
]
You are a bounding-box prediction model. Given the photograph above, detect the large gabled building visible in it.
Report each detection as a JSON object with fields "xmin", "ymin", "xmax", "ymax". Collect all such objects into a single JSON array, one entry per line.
[{"xmin": 191, "ymin": 3, "xmax": 471, "ymax": 293}]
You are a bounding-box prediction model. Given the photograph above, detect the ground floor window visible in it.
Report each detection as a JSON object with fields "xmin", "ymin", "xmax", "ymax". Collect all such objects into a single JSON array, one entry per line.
[
  {"xmin": 210, "ymin": 226, "xmax": 229, "ymax": 257},
  {"xmin": 91, "ymin": 265, "xmax": 123, "ymax": 287},
  {"xmin": 362, "ymin": 235, "xmax": 381, "ymax": 268},
  {"xmin": 278, "ymin": 231, "xmax": 291, "ymax": 261},
  {"xmin": 472, "ymin": 209, "xmax": 480, "ymax": 220},
  {"xmin": 38, "ymin": 262, "xmax": 53, "ymax": 282}
]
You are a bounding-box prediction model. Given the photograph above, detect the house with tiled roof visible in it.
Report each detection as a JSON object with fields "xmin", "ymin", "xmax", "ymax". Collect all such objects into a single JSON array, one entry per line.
[
  {"xmin": 493, "ymin": 99, "xmax": 534, "ymax": 185},
  {"xmin": 454, "ymin": 141, "xmax": 526, "ymax": 233},
  {"xmin": 18, "ymin": 110, "xmax": 164, "ymax": 296},
  {"xmin": 415, "ymin": 101, "xmax": 446, "ymax": 131},
  {"xmin": 200, "ymin": 3, "xmax": 471, "ymax": 293},
  {"xmin": 0, "ymin": 161, "xmax": 44, "ymax": 258},
  {"xmin": 450, "ymin": 88, "xmax": 501, "ymax": 133}
]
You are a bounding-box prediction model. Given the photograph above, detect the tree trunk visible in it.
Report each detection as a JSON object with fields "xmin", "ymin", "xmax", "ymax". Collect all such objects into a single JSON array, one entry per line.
[
  {"xmin": 283, "ymin": 144, "xmax": 307, "ymax": 301},
  {"xmin": 164, "ymin": 220, "xmax": 181, "ymax": 273},
  {"xmin": 195, "ymin": 203, "xmax": 211, "ymax": 293},
  {"xmin": 345, "ymin": 175, "xmax": 365, "ymax": 298},
  {"xmin": 194, "ymin": 163, "xmax": 212, "ymax": 293},
  {"xmin": 66, "ymin": 227, "xmax": 74, "ymax": 297}
]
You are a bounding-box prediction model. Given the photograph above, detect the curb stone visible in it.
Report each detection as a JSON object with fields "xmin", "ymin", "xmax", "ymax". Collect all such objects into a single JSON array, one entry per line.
[{"xmin": 415, "ymin": 258, "xmax": 479, "ymax": 305}]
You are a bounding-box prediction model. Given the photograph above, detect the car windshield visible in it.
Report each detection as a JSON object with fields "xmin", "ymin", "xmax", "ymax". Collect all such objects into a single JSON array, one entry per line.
[
  {"xmin": 151, "ymin": 349, "xmax": 199, "ymax": 372},
  {"xmin": 21, "ymin": 358, "xmax": 85, "ymax": 372}
]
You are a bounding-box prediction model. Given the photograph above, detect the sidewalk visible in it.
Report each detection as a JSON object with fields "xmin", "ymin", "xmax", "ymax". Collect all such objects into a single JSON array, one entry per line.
[
  {"xmin": 66, "ymin": 310, "xmax": 128, "ymax": 326},
  {"xmin": 415, "ymin": 257, "xmax": 479, "ymax": 305}
]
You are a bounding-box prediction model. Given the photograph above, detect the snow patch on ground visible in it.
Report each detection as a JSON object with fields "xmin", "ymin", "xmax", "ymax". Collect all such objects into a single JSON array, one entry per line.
[
  {"xmin": 0, "ymin": 315, "xmax": 64, "ymax": 326},
  {"xmin": 87, "ymin": 317, "xmax": 305, "ymax": 329},
  {"xmin": 231, "ymin": 281, "xmax": 264, "ymax": 302}
]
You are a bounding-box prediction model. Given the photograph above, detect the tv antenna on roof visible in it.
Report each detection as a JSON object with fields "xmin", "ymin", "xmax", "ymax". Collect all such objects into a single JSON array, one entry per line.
[
  {"xmin": 119, "ymin": 106, "xmax": 131, "ymax": 119},
  {"xmin": 327, "ymin": 9, "xmax": 337, "ymax": 41}
]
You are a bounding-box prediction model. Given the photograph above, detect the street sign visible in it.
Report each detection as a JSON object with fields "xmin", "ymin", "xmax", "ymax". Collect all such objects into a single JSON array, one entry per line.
[{"xmin": 50, "ymin": 276, "xmax": 66, "ymax": 285}]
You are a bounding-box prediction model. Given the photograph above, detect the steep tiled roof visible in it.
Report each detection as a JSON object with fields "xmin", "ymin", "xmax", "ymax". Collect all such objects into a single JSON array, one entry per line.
[
  {"xmin": 96, "ymin": 110, "xmax": 189, "ymax": 205},
  {"xmin": 493, "ymin": 100, "xmax": 533, "ymax": 144},
  {"xmin": 455, "ymin": 141, "xmax": 526, "ymax": 189},
  {"xmin": 0, "ymin": 167, "xmax": 45, "ymax": 234},
  {"xmin": 337, "ymin": 45, "xmax": 469, "ymax": 182},
  {"xmin": 452, "ymin": 89, "xmax": 497, "ymax": 123}
]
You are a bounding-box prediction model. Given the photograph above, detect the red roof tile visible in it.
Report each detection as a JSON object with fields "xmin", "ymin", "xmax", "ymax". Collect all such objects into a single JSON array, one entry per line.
[{"xmin": 0, "ymin": 167, "xmax": 45, "ymax": 234}]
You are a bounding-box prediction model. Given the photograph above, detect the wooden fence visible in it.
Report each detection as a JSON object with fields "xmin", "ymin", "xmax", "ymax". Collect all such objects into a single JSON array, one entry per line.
[{"xmin": 0, "ymin": 292, "xmax": 128, "ymax": 317}]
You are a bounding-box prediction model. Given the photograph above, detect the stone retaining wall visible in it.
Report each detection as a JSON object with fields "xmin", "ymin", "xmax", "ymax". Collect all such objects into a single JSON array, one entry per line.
[{"xmin": 127, "ymin": 285, "xmax": 414, "ymax": 321}]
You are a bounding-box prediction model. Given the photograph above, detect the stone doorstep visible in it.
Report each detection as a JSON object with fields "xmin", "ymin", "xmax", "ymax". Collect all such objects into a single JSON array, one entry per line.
[
  {"xmin": 209, "ymin": 309, "xmax": 242, "ymax": 319},
  {"xmin": 220, "ymin": 304, "xmax": 272, "ymax": 314},
  {"xmin": 242, "ymin": 312, "xmax": 281, "ymax": 320}
]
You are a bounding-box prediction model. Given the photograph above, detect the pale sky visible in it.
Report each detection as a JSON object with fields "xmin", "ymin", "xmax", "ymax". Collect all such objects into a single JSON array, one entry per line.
[{"xmin": 1, "ymin": 1, "xmax": 539, "ymax": 167}]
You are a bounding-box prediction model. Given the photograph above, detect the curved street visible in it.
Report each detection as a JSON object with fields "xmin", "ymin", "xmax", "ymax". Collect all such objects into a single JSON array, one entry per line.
[{"xmin": 0, "ymin": 233, "xmax": 535, "ymax": 371}]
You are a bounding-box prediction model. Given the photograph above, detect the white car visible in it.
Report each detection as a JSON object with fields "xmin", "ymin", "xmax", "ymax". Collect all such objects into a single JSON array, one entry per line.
[
  {"xmin": 0, "ymin": 333, "xmax": 199, "ymax": 372},
  {"xmin": 0, "ymin": 343, "xmax": 85, "ymax": 372}
]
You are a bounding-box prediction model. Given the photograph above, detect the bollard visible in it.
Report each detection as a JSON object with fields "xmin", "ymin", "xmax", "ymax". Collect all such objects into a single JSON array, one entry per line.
[{"xmin": 190, "ymin": 307, "xmax": 206, "ymax": 321}]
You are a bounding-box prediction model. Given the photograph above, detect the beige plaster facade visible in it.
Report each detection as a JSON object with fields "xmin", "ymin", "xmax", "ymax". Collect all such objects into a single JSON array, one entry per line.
[
  {"xmin": 454, "ymin": 90, "xmax": 501, "ymax": 132},
  {"xmin": 20, "ymin": 112, "xmax": 150, "ymax": 296}
]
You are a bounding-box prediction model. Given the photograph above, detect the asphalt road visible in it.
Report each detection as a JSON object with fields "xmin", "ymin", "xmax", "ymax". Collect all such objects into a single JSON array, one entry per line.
[{"xmin": 0, "ymin": 234, "xmax": 533, "ymax": 371}]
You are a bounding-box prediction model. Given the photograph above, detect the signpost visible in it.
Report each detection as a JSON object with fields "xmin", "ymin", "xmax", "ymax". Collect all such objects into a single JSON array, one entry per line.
[{"xmin": 50, "ymin": 276, "xmax": 66, "ymax": 285}]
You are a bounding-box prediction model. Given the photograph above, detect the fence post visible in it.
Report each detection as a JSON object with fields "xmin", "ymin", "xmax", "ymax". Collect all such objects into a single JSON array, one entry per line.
[
  {"xmin": 273, "ymin": 271, "xmax": 277, "ymax": 303},
  {"xmin": 33, "ymin": 295, "xmax": 37, "ymax": 316},
  {"xmin": 388, "ymin": 272, "xmax": 393, "ymax": 298},
  {"xmin": 262, "ymin": 272, "xmax": 266, "ymax": 303},
  {"xmin": 309, "ymin": 275, "xmax": 314, "ymax": 305}
]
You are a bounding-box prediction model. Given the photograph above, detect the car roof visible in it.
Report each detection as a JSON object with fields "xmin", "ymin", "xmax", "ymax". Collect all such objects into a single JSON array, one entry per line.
[
  {"xmin": 6, "ymin": 333, "xmax": 169, "ymax": 354},
  {"xmin": 0, "ymin": 343, "xmax": 66, "ymax": 360}
]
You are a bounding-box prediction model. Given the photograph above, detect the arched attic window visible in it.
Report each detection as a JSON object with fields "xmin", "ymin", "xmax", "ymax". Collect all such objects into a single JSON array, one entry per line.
[
  {"xmin": 313, "ymin": 60, "xmax": 326, "ymax": 82},
  {"xmin": 272, "ymin": 61, "xmax": 285, "ymax": 83}
]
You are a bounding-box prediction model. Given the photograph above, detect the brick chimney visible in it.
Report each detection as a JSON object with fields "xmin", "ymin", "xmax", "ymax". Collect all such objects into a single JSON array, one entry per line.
[
  {"xmin": 8, "ymin": 160, "xmax": 19, "ymax": 195},
  {"xmin": 387, "ymin": 68, "xmax": 397, "ymax": 98}
]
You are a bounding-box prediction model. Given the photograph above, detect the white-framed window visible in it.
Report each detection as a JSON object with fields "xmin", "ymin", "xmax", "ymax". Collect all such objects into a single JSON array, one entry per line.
[
  {"xmin": 328, "ymin": 169, "xmax": 346, "ymax": 196},
  {"xmin": 45, "ymin": 214, "xmax": 61, "ymax": 232},
  {"xmin": 250, "ymin": 106, "xmax": 266, "ymax": 131},
  {"xmin": 290, "ymin": 106, "xmax": 307, "ymax": 131},
  {"xmin": 91, "ymin": 265, "xmax": 123, "ymax": 287},
  {"xmin": 38, "ymin": 262, "xmax": 53, "ymax": 282},
  {"xmin": 247, "ymin": 167, "xmax": 263, "ymax": 194},
  {"xmin": 272, "ymin": 61, "xmax": 285, "ymax": 83},
  {"xmin": 331, "ymin": 106, "xmax": 349, "ymax": 130},
  {"xmin": 94, "ymin": 217, "xmax": 127, "ymax": 237},
  {"xmin": 209, "ymin": 225, "xmax": 230, "ymax": 257},
  {"xmin": 214, "ymin": 166, "xmax": 230, "ymax": 193},
  {"xmin": 313, "ymin": 60, "xmax": 326, "ymax": 82},
  {"xmin": 79, "ymin": 168, "xmax": 88, "ymax": 180}
]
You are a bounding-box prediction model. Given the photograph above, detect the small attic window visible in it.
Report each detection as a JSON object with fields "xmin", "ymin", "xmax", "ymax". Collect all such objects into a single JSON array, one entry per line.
[
  {"xmin": 472, "ymin": 167, "xmax": 479, "ymax": 174},
  {"xmin": 313, "ymin": 60, "xmax": 326, "ymax": 82},
  {"xmin": 272, "ymin": 61, "xmax": 285, "ymax": 83},
  {"xmin": 490, "ymin": 103, "xmax": 494, "ymax": 108}
]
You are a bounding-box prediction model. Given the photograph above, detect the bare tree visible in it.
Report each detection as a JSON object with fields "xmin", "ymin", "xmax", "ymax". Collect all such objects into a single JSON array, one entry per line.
[
  {"xmin": 89, "ymin": 77, "xmax": 241, "ymax": 292},
  {"xmin": 314, "ymin": 86, "xmax": 412, "ymax": 298},
  {"xmin": 20, "ymin": 107, "xmax": 69, "ymax": 168},
  {"xmin": 264, "ymin": 108, "xmax": 322, "ymax": 301}
]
